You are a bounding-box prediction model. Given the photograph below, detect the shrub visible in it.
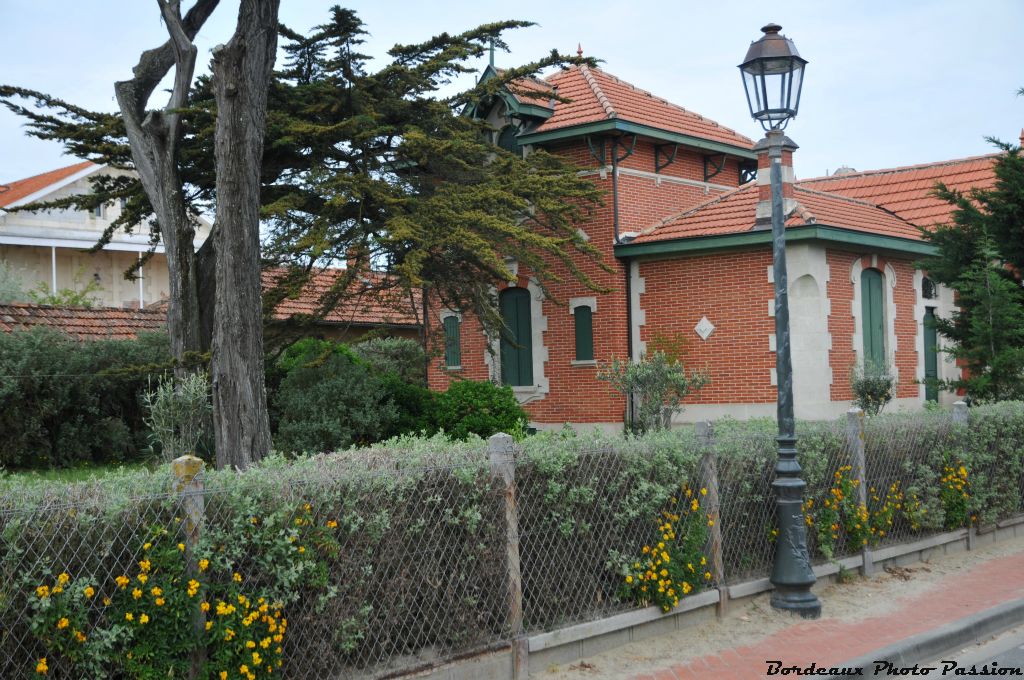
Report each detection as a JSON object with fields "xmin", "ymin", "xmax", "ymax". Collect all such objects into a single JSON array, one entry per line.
[
  {"xmin": 352, "ymin": 337, "xmax": 427, "ymax": 386},
  {"xmin": 0, "ymin": 328, "xmax": 171, "ymax": 469},
  {"xmin": 271, "ymin": 341, "xmax": 397, "ymax": 453},
  {"xmin": 598, "ymin": 351, "xmax": 708, "ymax": 434},
  {"xmin": 142, "ymin": 372, "xmax": 212, "ymax": 463},
  {"xmin": 851, "ymin": 361, "xmax": 896, "ymax": 416},
  {"xmin": 433, "ymin": 380, "xmax": 527, "ymax": 440},
  {"xmin": 0, "ymin": 260, "xmax": 25, "ymax": 303}
]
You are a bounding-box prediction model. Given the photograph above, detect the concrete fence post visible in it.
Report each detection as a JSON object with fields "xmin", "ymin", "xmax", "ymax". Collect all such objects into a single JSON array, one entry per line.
[
  {"xmin": 951, "ymin": 401, "xmax": 975, "ymax": 549},
  {"xmin": 172, "ymin": 455, "xmax": 206, "ymax": 680},
  {"xmin": 488, "ymin": 433, "xmax": 527, "ymax": 679},
  {"xmin": 846, "ymin": 408, "xmax": 874, "ymax": 575},
  {"xmin": 696, "ymin": 421, "xmax": 727, "ymax": 617}
]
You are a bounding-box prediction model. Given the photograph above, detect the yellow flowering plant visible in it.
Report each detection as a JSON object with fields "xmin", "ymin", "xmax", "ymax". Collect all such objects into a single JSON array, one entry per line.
[
  {"xmin": 939, "ymin": 462, "xmax": 970, "ymax": 529},
  {"xmin": 617, "ymin": 484, "xmax": 712, "ymax": 613}
]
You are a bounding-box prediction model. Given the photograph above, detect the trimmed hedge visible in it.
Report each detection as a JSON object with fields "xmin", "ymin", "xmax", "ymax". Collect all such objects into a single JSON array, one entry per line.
[{"xmin": 0, "ymin": 328, "xmax": 171, "ymax": 469}]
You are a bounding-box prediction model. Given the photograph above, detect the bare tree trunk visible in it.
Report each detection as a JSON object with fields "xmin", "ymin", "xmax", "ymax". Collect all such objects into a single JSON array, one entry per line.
[
  {"xmin": 210, "ymin": 0, "xmax": 279, "ymax": 469},
  {"xmin": 113, "ymin": 0, "xmax": 219, "ymax": 370}
]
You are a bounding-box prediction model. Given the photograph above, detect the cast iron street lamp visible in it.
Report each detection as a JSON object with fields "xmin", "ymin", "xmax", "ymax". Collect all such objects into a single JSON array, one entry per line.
[{"xmin": 739, "ymin": 24, "xmax": 821, "ymax": 618}]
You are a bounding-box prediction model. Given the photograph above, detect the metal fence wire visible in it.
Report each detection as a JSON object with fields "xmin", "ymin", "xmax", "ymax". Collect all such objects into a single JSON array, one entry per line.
[{"xmin": 1, "ymin": 403, "xmax": 1023, "ymax": 679}]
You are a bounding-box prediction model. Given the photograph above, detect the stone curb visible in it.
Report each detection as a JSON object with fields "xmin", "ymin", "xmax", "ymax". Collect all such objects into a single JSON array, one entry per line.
[{"xmin": 826, "ymin": 597, "xmax": 1024, "ymax": 677}]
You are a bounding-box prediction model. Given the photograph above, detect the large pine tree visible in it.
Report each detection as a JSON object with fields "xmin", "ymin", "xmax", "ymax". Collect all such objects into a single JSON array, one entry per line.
[{"xmin": 918, "ymin": 139, "xmax": 1024, "ymax": 402}]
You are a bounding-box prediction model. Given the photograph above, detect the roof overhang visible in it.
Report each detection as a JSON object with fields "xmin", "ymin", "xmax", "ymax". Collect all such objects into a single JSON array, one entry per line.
[
  {"xmin": 518, "ymin": 119, "xmax": 757, "ymax": 160},
  {"xmin": 1, "ymin": 163, "xmax": 106, "ymax": 210},
  {"xmin": 614, "ymin": 224, "xmax": 935, "ymax": 259}
]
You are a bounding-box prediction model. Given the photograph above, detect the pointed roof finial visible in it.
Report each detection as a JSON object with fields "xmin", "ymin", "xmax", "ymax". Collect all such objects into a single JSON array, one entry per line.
[
  {"xmin": 489, "ymin": 38, "xmax": 495, "ymax": 67},
  {"xmin": 577, "ymin": 43, "xmax": 583, "ymax": 58}
]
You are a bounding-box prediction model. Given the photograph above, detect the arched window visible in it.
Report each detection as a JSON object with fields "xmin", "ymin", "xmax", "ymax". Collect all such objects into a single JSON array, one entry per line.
[
  {"xmin": 499, "ymin": 287, "xmax": 533, "ymax": 386},
  {"xmin": 921, "ymin": 276, "xmax": 937, "ymax": 300},
  {"xmin": 861, "ymin": 268, "xmax": 886, "ymax": 367}
]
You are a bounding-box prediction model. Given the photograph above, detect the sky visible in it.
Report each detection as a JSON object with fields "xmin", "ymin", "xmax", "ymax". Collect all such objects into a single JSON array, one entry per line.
[{"xmin": 1, "ymin": 0, "xmax": 1022, "ymax": 184}]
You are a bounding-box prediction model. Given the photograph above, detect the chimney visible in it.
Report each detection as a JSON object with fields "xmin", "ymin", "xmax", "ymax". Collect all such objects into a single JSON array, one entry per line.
[
  {"xmin": 1019, "ymin": 128, "xmax": 1023, "ymax": 148},
  {"xmin": 752, "ymin": 129, "xmax": 799, "ymax": 229}
]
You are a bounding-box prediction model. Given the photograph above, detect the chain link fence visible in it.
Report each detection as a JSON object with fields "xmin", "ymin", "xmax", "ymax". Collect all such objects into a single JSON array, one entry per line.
[{"xmin": 2, "ymin": 403, "xmax": 1024, "ymax": 678}]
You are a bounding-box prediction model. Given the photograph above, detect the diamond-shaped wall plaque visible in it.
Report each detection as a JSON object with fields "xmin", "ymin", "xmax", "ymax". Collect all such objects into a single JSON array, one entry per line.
[{"xmin": 694, "ymin": 316, "xmax": 715, "ymax": 340}]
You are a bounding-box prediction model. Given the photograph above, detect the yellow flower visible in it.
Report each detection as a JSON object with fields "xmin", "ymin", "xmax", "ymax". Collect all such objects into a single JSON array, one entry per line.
[
  {"xmin": 246, "ymin": 640, "xmax": 256, "ymax": 649},
  {"xmin": 139, "ymin": 613, "xmax": 150, "ymax": 625},
  {"xmin": 252, "ymin": 652, "xmax": 262, "ymax": 666},
  {"xmin": 36, "ymin": 585, "xmax": 49, "ymax": 599},
  {"xmin": 137, "ymin": 574, "xmax": 149, "ymax": 585},
  {"xmin": 125, "ymin": 613, "xmax": 134, "ymax": 622},
  {"xmin": 700, "ymin": 487, "xmax": 707, "ymax": 496},
  {"xmin": 233, "ymin": 573, "xmax": 242, "ymax": 583},
  {"xmin": 297, "ymin": 546, "xmax": 306, "ymax": 554},
  {"xmin": 115, "ymin": 576, "xmax": 130, "ymax": 589},
  {"xmin": 36, "ymin": 658, "xmax": 48, "ymax": 675},
  {"xmin": 57, "ymin": 573, "xmax": 70, "ymax": 586},
  {"xmin": 155, "ymin": 598, "xmax": 166, "ymax": 606},
  {"xmin": 251, "ymin": 517, "xmax": 259, "ymax": 525},
  {"xmin": 225, "ymin": 628, "xmax": 236, "ymax": 641},
  {"xmin": 240, "ymin": 665, "xmax": 250, "ymax": 675},
  {"xmin": 83, "ymin": 586, "xmax": 95, "ymax": 599},
  {"xmin": 74, "ymin": 630, "xmax": 86, "ymax": 643},
  {"xmin": 143, "ymin": 542, "xmax": 152, "ymax": 551},
  {"xmin": 132, "ymin": 588, "xmax": 143, "ymax": 600},
  {"xmin": 691, "ymin": 499, "xmax": 699, "ymax": 511},
  {"xmin": 201, "ymin": 601, "xmax": 211, "ymax": 613},
  {"xmin": 178, "ymin": 543, "xmax": 185, "ymax": 552},
  {"xmin": 102, "ymin": 597, "xmax": 112, "ymax": 606},
  {"xmin": 220, "ymin": 672, "xmax": 228, "ymax": 680},
  {"xmin": 625, "ymin": 575, "xmax": 633, "ymax": 584},
  {"xmin": 326, "ymin": 520, "xmax": 338, "ymax": 528},
  {"xmin": 199, "ymin": 559, "xmax": 210, "ymax": 572},
  {"xmin": 151, "ymin": 586, "xmax": 163, "ymax": 597},
  {"xmin": 56, "ymin": 618, "xmax": 69, "ymax": 630},
  {"xmin": 138, "ymin": 560, "xmax": 151, "ymax": 573}
]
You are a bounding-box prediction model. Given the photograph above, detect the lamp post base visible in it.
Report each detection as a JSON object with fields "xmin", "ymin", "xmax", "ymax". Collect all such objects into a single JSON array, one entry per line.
[{"xmin": 771, "ymin": 586, "xmax": 823, "ymax": 618}]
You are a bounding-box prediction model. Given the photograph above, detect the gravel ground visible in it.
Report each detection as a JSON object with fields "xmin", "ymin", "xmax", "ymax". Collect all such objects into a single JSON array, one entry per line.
[{"xmin": 533, "ymin": 535, "xmax": 1024, "ymax": 679}]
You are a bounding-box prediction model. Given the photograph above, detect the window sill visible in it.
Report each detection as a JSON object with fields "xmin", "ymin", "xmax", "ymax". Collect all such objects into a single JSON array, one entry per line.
[
  {"xmin": 571, "ymin": 360, "xmax": 597, "ymax": 367},
  {"xmin": 444, "ymin": 366, "xmax": 463, "ymax": 372}
]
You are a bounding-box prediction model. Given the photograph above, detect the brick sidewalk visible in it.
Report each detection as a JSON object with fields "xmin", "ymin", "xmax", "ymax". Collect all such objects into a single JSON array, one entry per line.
[{"xmin": 631, "ymin": 549, "xmax": 1024, "ymax": 680}]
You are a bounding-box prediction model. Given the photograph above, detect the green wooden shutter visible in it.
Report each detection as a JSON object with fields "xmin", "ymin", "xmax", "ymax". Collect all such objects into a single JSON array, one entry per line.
[
  {"xmin": 861, "ymin": 268, "xmax": 885, "ymax": 367},
  {"xmin": 924, "ymin": 307, "xmax": 939, "ymax": 401},
  {"xmin": 443, "ymin": 316, "xmax": 461, "ymax": 367},
  {"xmin": 574, "ymin": 305, "xmax": 594, "ymax": 361},
  {"xmin": 500, "ymin": 288, "xmax": 533, "ymax": 386}
]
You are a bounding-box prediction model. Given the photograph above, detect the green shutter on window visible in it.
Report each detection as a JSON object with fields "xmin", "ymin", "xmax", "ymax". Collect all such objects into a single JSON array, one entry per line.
[
  {"xmin": 500, "ymin": 288, "xmax": 533, "ymax": 386},
  {"xmin": 443, "ymin": 316, "xmax": 461, "ymax": 367},
  {"xmin": 574, "ymin": 305, "xmax": 594, "ymax": 361},
  {"xmin": 861, "ymin": 268, "xmax": 885, "ymax": 367}
]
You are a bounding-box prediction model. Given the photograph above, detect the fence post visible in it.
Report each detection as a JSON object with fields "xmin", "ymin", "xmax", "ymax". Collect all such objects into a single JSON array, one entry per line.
[
  {"xmin": 845, "ymin": 408, "xmax": 874, "ymax": 576},
  {"xmin": 173, "ymin": 455, "xmax": 206, "ymax": 680},
  {"xmin": 696, "ymin": 421, "xmax": 727, "ymax": 617},
  {"xmin": 489, "ymin": 433, "xmax": 526, "ymax": 679},
  {"xmin": 951, "ymin": 401, "xmax": 975, "ymax": 549}
]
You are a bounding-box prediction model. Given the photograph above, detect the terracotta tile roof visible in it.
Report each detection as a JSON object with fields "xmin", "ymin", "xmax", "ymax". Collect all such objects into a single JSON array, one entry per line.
[
  {"xmin": 262, "ymin": 268, "xmax": 421, "ymax": 328},
  {"xmin": 633, "ymin": 183, "xmax": 920, "ymax": 244},
  {"xmin": 527, "ymin": 66, "xmax": 754, "ymax": 150},
  {"xmin": 0, "ymin": 303, "xmax": 165, "ymax": 340},
  {"xmin": 801, "ymin": 154, "xmax": 998, "ymax": 228},
  {"xmin": 0, "ymin": 161, "xmax": 96, "ymax": 208}
]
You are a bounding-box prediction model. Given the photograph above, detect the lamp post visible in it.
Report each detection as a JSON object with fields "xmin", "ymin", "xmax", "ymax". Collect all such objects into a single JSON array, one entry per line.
[{"xmin": 739, "ymin": 24, "xmax": 821, "ymax": 618}]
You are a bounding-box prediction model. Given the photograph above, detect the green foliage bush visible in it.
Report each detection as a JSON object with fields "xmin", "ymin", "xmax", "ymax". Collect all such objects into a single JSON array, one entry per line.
[
  {"xmin": 0, "ymin": 329, "xmax": 171, "ymax": 469},
  {"xmin": 271, "ymin": 339, "xmax": 398, "ymax": 453},
  {"xmin": 850, "ymin": 361, "xmax": 896, "ymax": 416},
  {"xmin": 433, "ymin": 380, "xmax": 527, "ymax": 440},
  {"xmin": 352, "ymin": 337, "xmax": 427, "ymax": 386}
]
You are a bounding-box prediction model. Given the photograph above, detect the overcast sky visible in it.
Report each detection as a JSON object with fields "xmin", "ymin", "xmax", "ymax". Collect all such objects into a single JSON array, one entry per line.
[{"xmin": 1, "ymin": 0, "xmax": 1021, "ymax": 184}]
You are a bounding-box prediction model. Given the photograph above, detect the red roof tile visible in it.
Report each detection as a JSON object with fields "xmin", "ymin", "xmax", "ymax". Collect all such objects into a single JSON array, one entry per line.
[
  {"xmin": 527, "ymin": 66, "xmax": 753, "ymax": 150},
  {"xmin": 262, "ymin": 268, "xmax": 421, "ymax": 328},
  {"xmin": 801, "ymin": 154, "xmax": 998, "ymax": 228},
  {"xmin": 0, "ymin": 161, "xmax": 96, "ymax": 208},
  {"xmin": 634, "ymin": 183, "xmax": 920, "ymax": 244},
  {"xmin": 0, "ymin": 303, "xmax": 165, "ymax": 340}
]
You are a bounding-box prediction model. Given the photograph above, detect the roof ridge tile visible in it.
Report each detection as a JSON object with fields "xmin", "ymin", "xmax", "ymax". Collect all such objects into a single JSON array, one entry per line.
[
  {"xmin": 641, "ymin": 184, "xmax": 756, "ymax": 235},
  {"xmin": 578, "ymin": 65, "xmax": 617, "ymax": 119},
  {"xmin": 800, "ymin": 153, "xmax": 999, "ymax": 184}
]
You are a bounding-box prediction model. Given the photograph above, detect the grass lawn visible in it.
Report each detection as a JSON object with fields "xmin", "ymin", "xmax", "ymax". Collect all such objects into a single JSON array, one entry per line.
[{"xmin": 2, "ymin": 462, "xmax": 151, "ymax": 484}]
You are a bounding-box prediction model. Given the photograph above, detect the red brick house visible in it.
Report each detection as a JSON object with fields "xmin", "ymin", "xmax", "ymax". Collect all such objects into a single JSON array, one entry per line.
[{"xmin": 427, "ymin": 63, "xmax": 1000, "ymax": 431}]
